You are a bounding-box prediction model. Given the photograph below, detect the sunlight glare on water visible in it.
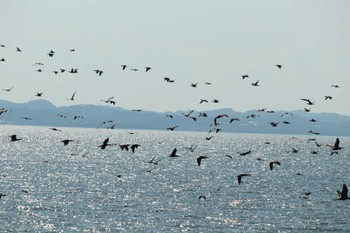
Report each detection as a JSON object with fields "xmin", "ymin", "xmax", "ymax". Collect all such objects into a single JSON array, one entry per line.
[{"xmin": 0, "ymin": 125, "xmax": 350, "ymax": 232}]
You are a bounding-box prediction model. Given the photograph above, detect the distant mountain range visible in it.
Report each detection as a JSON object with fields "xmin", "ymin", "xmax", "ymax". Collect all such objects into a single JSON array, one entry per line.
[{"xmin": 1, "ymin": 99, "xmax": 349, "ymax": 136}]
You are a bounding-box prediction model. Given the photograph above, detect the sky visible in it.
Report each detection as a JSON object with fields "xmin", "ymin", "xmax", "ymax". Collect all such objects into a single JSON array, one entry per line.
[{"xmin": 1, "ymin": 0, "xmax": 350, "ymax": 115}]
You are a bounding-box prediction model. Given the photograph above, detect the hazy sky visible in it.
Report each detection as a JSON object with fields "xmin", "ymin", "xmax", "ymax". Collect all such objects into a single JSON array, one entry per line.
[{"xmin": 1, "ymin": 0, "xmax": 349, "ymax": 115}]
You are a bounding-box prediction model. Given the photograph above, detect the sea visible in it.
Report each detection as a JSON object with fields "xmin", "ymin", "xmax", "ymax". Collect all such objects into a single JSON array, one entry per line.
[{"xmin": 0, "ymin": 125, "xmax": 349, "ymax": 232}]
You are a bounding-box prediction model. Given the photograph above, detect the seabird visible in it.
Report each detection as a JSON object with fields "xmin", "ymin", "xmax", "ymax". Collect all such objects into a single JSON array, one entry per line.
[
  {"xmin": 99, "ymin": 138, "xmax": 112, "ymax": 149},
  {"xmin": 61, "ymin": 139, "xmax": 73, "ymax": 146},
  {"xmin": 196, "ymin": 156, "xmax": 208, "ymax": 166},
  {"xmin": 10, "ymin": 134, "xmax": 22, "ymax": 142},
  {"xmin": 251, "ymin": 80, "xmax": 259, "ymax": 86},
  {"xmin": 237, "ymin": 173, "xmax": 251, "ymax": 185},
  {"xmin": 276, "ymin": 64, "xmax": 282, "ymax": 69},
  {"xmin": 337, "ymin": 184, "xmax": 349, "ymax": 200},
  {"xmin": 269, "ymin": 161, "xmax": 281, "ymax": 171},
  {"xmin": 169, "ymin": 148, "xmax": 180, "ymax": 157}
]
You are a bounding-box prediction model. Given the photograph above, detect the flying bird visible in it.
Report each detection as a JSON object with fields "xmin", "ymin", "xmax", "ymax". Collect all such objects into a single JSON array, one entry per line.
[
  {"xmin": 300, "ymin": 98, "xmax": 315, "ymax": 105},
  {"xmin": 94, "ymin": 69, "xmax": 104, "ymax": 76},
  {"xmin": 2, "ymin": 87, "xmax": 13, "ymax": 92},
  {"xmin": 329, "ymin": 137, "xmax": 342, "ymax": 151},
  {"xmin": 99, "ymin": 138, "xmax": 112, "ymax": 149},
  {"xmin": 61, "ymin": 139, "xmax": 73, "ymax": 146},
  {"xmin": 237, "ymin": 173, "xmax": 251, "ymax": 185},
  {"xmin": 145, "ymin": 67, "xmax": 151, "ymax": 72},
  {"xmin": 169, "ymin": 148, "xmax": 180, "ymax": 157},
  {"xmin": 242, "ymin": 75, "xmax": 249, "ymax": 79},
  {"xmin": 196, "ymin": 156, "xmax": 208, "ymax": 166},
  {"xmin": 269, "ymin": 161, "xmax": 281, "ymax": 171},
  {"xmin": 337, "ymin": 184, "xmax": 349, "ymax": 200},
  {"xmin": 16, "ymin": 47, "xmax": 22, "ymax": 52},
  {"xmin": 276, "ymin": 64, "xmax": 282, "ymax": 69},
  {"xmin": 325, "ymin": 96, "xmax": 332, "ymax": 100},
  {"xmin": 251, "ymin": 80, "xmax": 259, "ymax": 87},
  {"xmin": 67, "ymin": 91, "xmax": 76, "ymax": 101},
  {"xmin": 10, "ymin": 134, "xmax": 22, "ymax": 142}
]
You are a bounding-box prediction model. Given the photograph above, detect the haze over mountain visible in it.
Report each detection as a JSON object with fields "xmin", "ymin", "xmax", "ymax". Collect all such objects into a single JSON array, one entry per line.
[{"xmin": 1, "ymin": 99, "xmax": 349, "ymax": 136}]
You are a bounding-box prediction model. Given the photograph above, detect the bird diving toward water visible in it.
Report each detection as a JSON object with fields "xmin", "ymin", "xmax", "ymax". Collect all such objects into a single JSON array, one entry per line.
[
  {"xmin": 237, "ymin": 173, "xmax": 251, "ymax": 185},
  {"xmin": 337, "ymin": 184, "xmax": 349, "ymax": 200},
  {"xmin": 10, "ymin": 134, "xmax": 22, "ymax": 142},
  {"xmin": 269, "ymin": 161, "xmax": 281, "ymax": 171},
  {"xmin": 196, "ymin": 156, "xmax": 208, "ymax": 166}
]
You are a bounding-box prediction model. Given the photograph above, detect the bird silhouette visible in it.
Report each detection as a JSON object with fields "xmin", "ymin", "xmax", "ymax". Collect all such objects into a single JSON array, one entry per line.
[
  {"xmin": 10, "ymin": 134, "xmax": 22, "ymax": 142},
  {"xmin": 196, "ymin": 155, "xmax": 208, "ymax": 166},
  {"xmin": 329, "ymin": 137, "xmax": 342, "ymax": 151},
  {"xmin": 99, "ymin": 138, "xmax": 112, "ymax": 149},
  {"xmin": 269, "ymin": 161, "xmax": 281, "ymax": 171},
  {"xmin": 300, "ymin": 98, "xmax": 315, "ymax": 105},
  {"xmin": 121, "ymin": 65, "xmax": 127, "ymax": 70},
  {"xmin": 94, "ymin": 69, "xmax": 104, "ymax": 76},
  {"xmin": 61, "ymin": 139, "xmax": 73, "ymax": 146},
  {"xmin": 2, "ymin": 87, "xmax": 13, "ymax": 92},
  {"xmin": 169, "ymin": 148, "xmax": 180, "ymax": 157},
  {"xmin": 242, "ymin": 75, "xmax": 249, "ymax": 79},
  {"xmin": 145, "ymin": 67, "xmax": 151, "ymax": 72},
  {"xmin": 191, "ymin": 83, "xmax": 198, "ymax": 88},
  {"xmin": 67, "ymin": 91, "xmax": 76, "ymax": 101},
  {"xmin": 251, "ymin": 81, "xmax": 259, "ymax": 86},
  {"xmin": 164, "ymin": 77, "xmax": 175, "ymax": 83},
  {"xmin": 0, "ymin": 193, "xmax": 6, "ymax": 199},
  {"xmin": 325, "ymin": 96, "xmax": 332, "ymax": 100},
  {"xmin": 35, "ymin": 93, "xmax": 43, "ymax": 97},
  {"xmin": 16, "ymin": 47, "xmax": 22, "ymax": 52},
  {"xmin": 166, "ymin": 126, "xmax": 178, "ymax": 131},
  {"xmin": 237, "ymin": 173, "xmax": 251, "ymax": 185},
  {"xmin": 131, "ymin": 144, "xmax": 140, "ymax": 153},
  {"xmin": 276, "ymin": 64, "xmax": 282, "ymax": 69},
  {"xmin": 239, "ymin": 150, "xmax": 251, "ymax": 156},
  {"xmin": 337, "ymin": 184, "xmax": 349, "ymax": 200}
]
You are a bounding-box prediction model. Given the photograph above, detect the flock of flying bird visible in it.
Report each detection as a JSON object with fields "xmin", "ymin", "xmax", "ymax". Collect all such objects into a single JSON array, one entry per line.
[{"xmin": 0, "ymin": 44, "xmax": 347, "ymax": 201}]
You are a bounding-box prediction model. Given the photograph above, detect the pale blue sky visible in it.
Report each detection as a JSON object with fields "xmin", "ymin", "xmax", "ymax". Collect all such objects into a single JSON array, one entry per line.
[{"xmin": 1, "ymin": 0, "xmax": 349, "ymax": 115}]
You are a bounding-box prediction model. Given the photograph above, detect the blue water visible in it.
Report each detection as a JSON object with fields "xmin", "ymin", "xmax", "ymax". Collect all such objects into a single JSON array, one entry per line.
[{"xmin": 0, "ymin": 125, "xmax": 350, "ymax": 232}]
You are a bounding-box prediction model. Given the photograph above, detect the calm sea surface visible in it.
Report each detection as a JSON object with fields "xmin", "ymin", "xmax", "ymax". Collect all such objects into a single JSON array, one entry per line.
[{"xmin": 0, "ymin": 125, "xmax": 350, "ymax": 232}]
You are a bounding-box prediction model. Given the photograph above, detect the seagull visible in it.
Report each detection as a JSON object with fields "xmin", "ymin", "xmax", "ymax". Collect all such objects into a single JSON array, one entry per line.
[
  {"xmin": 325, "ymin": 96, "xmax": 332, "ymax": 100},
  {"xmin": 49, "ymin": 127, "xmax": 62, "ymax": 132},
  {"xmin": 121, "ymin": 65, "xmax": 127, "ymax": 70},
  {"xmin": 269, "ymin": 161, "xmax": 281, "ymax": 171},
  {"xmin": 35, "ymin": 93, "xmax": 43, "ymax": 97},
  {"xmin": 276, "ymin": 64, "xmax": 282, "ymax": 69},
  {"xmin": 145, "ymin": 67, "xmax": 151, "ymax": 72},
  {"xmin": 199, "ymin": 99, "xmax": 208, "ymax": 104},
  {"xmin": 251, "ymin": 80, "xmax": 259, "ymax": 87},
  {"xmin": 337, "ymin": 184, "xmax": 349, "ymax": 200},
  {"xmin": 242, "ymin": 75, "xmax": 249, "ymax": 79},
  {"xmin": 10, "ymin": 134, "xmax": 22, "ymax": 142},
  {"xmin": 16, "ymin": 47, "xmax": 22, "ymax": 52},
  {"xmin": 169, "ymin": 148, "xmax": 180, "ymax": 157},
  {"xmin": 196, "ymin": 156, "xmax": 208, "ymax": 166},
  {"xmin": 191, "ymin": 83, "xmax": 198, "ymax": 88},
  {"xmin": 237, "ymin": 173, "xmax": 251, "ymax": 185},
  {"xmin": 331, "ymin": 85, "xmax": 339, "ymax": 88}
]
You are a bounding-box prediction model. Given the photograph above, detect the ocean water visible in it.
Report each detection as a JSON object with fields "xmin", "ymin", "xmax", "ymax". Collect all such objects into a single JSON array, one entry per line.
[{"xmin": 0, "ymin": 125, "xmax": 350, "ymax": 232}]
